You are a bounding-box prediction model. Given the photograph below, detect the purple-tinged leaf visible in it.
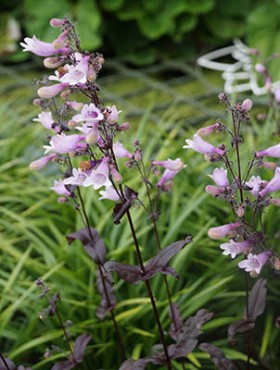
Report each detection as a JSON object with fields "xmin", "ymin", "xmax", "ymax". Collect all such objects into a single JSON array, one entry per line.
[
  {"xmin": 72, "ymin": 333, "xmax": 92, "ymax": 363},
  {"xmin": 168, "ymin": 309, "xmax": 213, "ymax": 359},
  {"xmin": 247, "ymin": 278, "xmax": 267, "ymax": 320},
  {"xmin": 96, "ymin": 268, "xmax": 116, "ymax": 320},
  {"xmin": 228, "ymin": 319, "xmax": 255, "ymax": 342},
  {"xmin": 169, "ymin": 302, "xmax": 183, "ymax": 341},
  {"xmin": 199, "ymin": 343, "xmax": 238, "ymax": 370},
  {"xmin": 50, "ymin": 360, "xmax": 76, "ymax": 370},
  {"xmin": 104, "ymin": 261, "xmax": 141, "ymax": 284},
  {"xmin": 105, "ymin": 237, "xmax": 192, "ymax": 285},
  {"xmin": 0, "ymin": 357, "xmax": 16, "ymax": 370},
  {"xmin": 228, "ymin": 278, "xmax": 267, "ymax": 341},
  {"xmin": 67, "ymin": 227, "xmax": 106, "ymax": 264},
  {"xmin": 119, "ymin": 356, "xmax": 164, "ymax": 370}
]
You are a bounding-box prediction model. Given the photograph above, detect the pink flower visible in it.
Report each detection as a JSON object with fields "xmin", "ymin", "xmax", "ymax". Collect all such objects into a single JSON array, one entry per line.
[
  {"xmin": 259, "ymin": 167, "xmax": 280, "ymax": 197},
  {"xmin": 256, "ymin": 143, "xmax": 280, "ymax": 158},
  {"xmin": 208, "ymin": 222, "xmax": 241, "ymax": 240},
  {"xmin": 44, "ymin": 133, "xmax": 87, "ymax": 154},
  {"xmin": 38, "ymin": 83, "xmax": 68, "ymax": 99},
  {"xmin": 157, "ymin": 169, "xmax": 180, "ymax": 188},
  {"xmin": 255, "ymin": 63, "xmax": 266, "ymax": 74},
  {"xmin": 197, "ymin": 123, "xmax": 220, "ymax": 137},
  {"xmin": 152, "ymin": 158, "xmax": 185, "ymax": 171},
  {"xmin": 63, "ymin": 168, "xmax": 88, "ymax": 186},
  {"xmin": 241, "ymin": 98, "xmax": 253, "ymax": 112},
  {"xmin": 205, "ymin": 185, "xmax": 225, "ymax": 196},
  {"xmin": 246, "ymin": 175, "xmax": 264, "ymax": 197},
  {"xmin": 20, "ymin": 36, "xmax": 69, "ymax": 56},
  {"xmin": 43, "ymin": 57, "xmax": 65, "ymax": 69},
  {"xmin": 105, "ymin": 105, "xmax": 121, "ymax": 124},
  {"xmin": 208, "ymin": 167, "xmax": 229, "ymax": 187},
  {"xmin": 72, "ymin": 103, "xmax": 103, "ymax": 124},
  {"xmin": 83, "ymin": 157, "xmax": 111, "ymax": 189},
  {"xmin": 238, "ymin": 251, "xmax": 272, "ymax": 274},
  {"xmin": 220, "ymin": 239, "xmax": 251, "ymax": 258},
  {"xmin": 33, "ymin": 111, "xmax": 55, "ymax": 130},
  {"xmin": 113, "ymin": 142, "xmax": 133, "ymax": 159},
  {"xmin": 99, "ymin": 186, "xmax": 120, "ymax": 201},
  {"xmin": 29, "ymin": 153, "xmax": 57, "ymax": 170},
  {"xmin": 51, "ymin": 179, "xmax": 71, "ymax": 196},
  {"xmin": 183, "ymin": 134, "xmax": 225, "ymax": 156}
]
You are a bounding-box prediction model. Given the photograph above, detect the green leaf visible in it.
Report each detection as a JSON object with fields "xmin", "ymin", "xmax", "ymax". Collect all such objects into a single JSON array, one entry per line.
[
  {"xmin": 184, "ymin": 0, "xmax": 216, "ymax": 14},
  {"xmin": 100, "ymin": 0, "xmax": 124, "ymax": 11},
  {"xmin": 204, "ymin": 14, "xmax": 246, "ymax": 40}
]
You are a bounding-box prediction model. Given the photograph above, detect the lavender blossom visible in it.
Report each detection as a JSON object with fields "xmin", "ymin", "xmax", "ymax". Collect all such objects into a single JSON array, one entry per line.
[
  {"xmin": 44, "ymin": 133, "xmax": 87, "ymax": 154},
  {"xmin": 208, "ymin": 222, "xmax": 241, "ymax": 240},
  {"xmin": 259, "ymin": 167, "xmax": 280, "ymax": 197},
  {"xmin": 183, "ymin": 134, "xmax": 225, "ymax": 156},
  {"xmin": 208, "ymin": 167, "xmax": 229, "ymax": 187},
  {"xmin": 51, "ymin": 179, "xmax": 71, "ymax": 196},
  {"xmin": 29, "ymin": 153, "xmax": 57, "ymax": 170},
  {"xmin": 20, "ymin": 35, "xmax": 69, "ymax": 56},
  {"xmin": 256, "ymin": 143, "xmax": 280, "ymax": 158},
  {"xmin": 238, "ymin": 251, "xmax": 272, "ymax": 274},
  {"xmin": 220, "ymin": 239, "xmax": 251, "ymax": 258}
]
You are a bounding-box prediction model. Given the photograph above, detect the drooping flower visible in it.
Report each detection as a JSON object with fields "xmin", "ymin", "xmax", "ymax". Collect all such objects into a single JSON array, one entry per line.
[
  {"xmin": 183, "ymin": 134, "xmax": 225, "ymax": 156},
  {"xmin": 208, "ymin": 167, "xmax": 229, "ymax": 187},
  {"xmin": 208, "ymin": 222, "xmax": 241, "ymax": 240},
  {"xmin": 20, "ymin": 35, "xmax": 69, "ymax": 56},
  {"xmin": 113, "ymin": 141, "xmax": 133, "ymax": 159},
  {"xmin": 238, "ymin": 251, "xmax": 272, "ymax": 274},
  {"xmin": 220, "ymin": 239, "xmax": 251, "ymax": 258},
  {"xmin": 38, "ymin": 83, "xmax": 68, "ymax": 99},
  {"xmin": 44, "ymin": 133, "xmax": 87, "ymax": 154},
  {"xmin": 33, "ymin": 111, "xmax": 55, "ymax": 130},
  {"xmin": 152, "ymin": 158, "xmax": 185, "ymax": 171},
  {"xmin": 197, "ymin": 122, "xmax": 220, "ymax": 137},
  {"xmin": 51, "ymin": 179, "xmax": 71, "ymax": 196},
  {"xmin": 256, "ymin": 143, "xmax": 280, "ymax": 158},
  {"xmin": 29, "ymin": 153, "xmax": 57, "ymax": 170},
  {"xmin": 259, "ymin": 167, "xmax": 280, "ymax": 197}
]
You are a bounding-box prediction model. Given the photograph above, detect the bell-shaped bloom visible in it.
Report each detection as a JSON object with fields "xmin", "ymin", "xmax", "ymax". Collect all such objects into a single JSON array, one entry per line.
[
  {"xmin": 245, "ymin": 175, "xmax": 264, "ymax": 197},
  {"xmin": 49, "ymin": 54, "xmax": 90, "ymax": 86},
  {"xmin": 152, "ymin": 158, "xmax": 185, "ymax": 171},
  {"xmin": 20, "ymin": 35, "xmax": 69, "ymax": 56},
  {"xmin": 52, "ymin": 30, "xmax": 69, "ymax": 49},
  {"xmin": 238, "ymin": 251, "xmax": 272, "ymax": 274},
  {"xmin": 183, "ymin": 134, "xmax": 225, "ymax": 156},
  {"xmin": 105, "ymin": 105, "xmax": 121, "ymax": 124},
  {"xmin": 99, "ymin": 186, "xmax": 120, "ymax": 201},
  {"xmin": 208, "ymin": 167, "xmax": 229, "ymax": 187},
  {"xmin": 256, "ymin": 143, "xmax": 280, "ymax": 158},
  {"xmin": 63, "ymin": 168, "xmax": 88, "ymax": 186},
  {"xmin": 83, "ymin": 157, "xmax": 111, "ymax": 189},
  {"xmin": 208, "ymin": 221, "xmax": 241, "ymax": 240},
  {"xmin": 197, "ymin": 123, "xmax": 220, "ymax": 137},
  {"xmin": 44, "ymin": 133, "xmax": 87, "ymax": 154},
  {"xmin": 205, "ymin": 185, "xmax": 225, "ymax": 197},
  {"xmin": 113, "ymin": 141, "xmax": 133, "ymax": 159},
  {"xmin": 29, "ymin": 153, "xmax": 57, "ymax": 170},
  {"xmin": 33, "ymin": 111, "xmax": 55, "ymax": 130},
  {"xmin": 51, "ymin": 179, "xmax": 71, "ymax": 196},
  {"xmin": 220, "ymin": 239, "xmax": 251, "ymax": 258},
  {"xmin": 259, "ymin": 167, "xmax": 280, "ymax": 197},
  {"xmin": 38, "ymin": 83, "xmax": 68, "ymax": 99},
  {"xmin": 72, "ymin": 103, "xmax": 103, "ymax": 124}
]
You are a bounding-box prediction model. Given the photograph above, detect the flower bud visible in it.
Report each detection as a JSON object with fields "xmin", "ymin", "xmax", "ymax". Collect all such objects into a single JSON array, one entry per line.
[
  {"xmin": 208, "ymin": 222, "xmax": 241, "ymax": 240},
  {"xmin": 255, "ymin": 63, "xmax": 266, "ymax": 74},
  {"xmin": 38, "ymin": 83, "xmax": 67, "ymax": 99},
  {"xmin": 118, "ymin": 122, "xmax": 130, "ymax": 131},
  {"xmin": 43, "ymin": 57, "xmax": 64, "ymax": 69},
  {"xmin": 50, "ymin": 18, "xmax": 65, "ymax": 28},
  {"xmin": 241, "ymin": 98, "xmax": 253, "ymax": 112}
]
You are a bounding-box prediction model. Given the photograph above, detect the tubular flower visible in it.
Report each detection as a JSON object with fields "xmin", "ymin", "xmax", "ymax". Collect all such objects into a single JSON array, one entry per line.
[
  {"xmin": 29, "ymin": 153, "xmax": 57, "ymax": 170},
  {"xmin": 38, "ymin": 83, "xmax": 68, "ymax": 99},
  {"xmin": 20, "ymin": 35, "xmax": 69, "ymax": 56},
  {"xmin": 238, "ymin": 251, "xmax": 272, "ymax": 274},
  {"xmin": 83, "ymin": 156, "xmax": 111, "ymax": 189},
  {"xmin": 51, "ymin": 179, "xmax": 71, "ymax": 196},
  {"xmin": 44, "ymin": 133, "xmax": 87, "ymax": 154},
  {"xmin": 205, "ymin": 185, "xmax": 225, "ymax": 196},
  {"xmin": 197, "ymin": 122, "xmax": 220, "ymax": 136},
  {"xmin": 63, "ymin": 168, "xmax": 89, "ymax": 186},
  {"xmin": 245, "ymin": 175, "xmax": 265, "ymax": 197},
  {"xmin": 208, "ymin": 167, "xmax": 229, "ymax": 187},
  {"xmin": 220, "ymin": 239, "xmax": 251, "ymax": 258},
  {"xmin": 113, "ymin": 141, "xmax": 133, "ymax": 159},
  {"xmin": 72, "ymin": 103, "xmax": 103, "ymax": 124},
  {"xmin": 99, "ymin": 186, "xmax": 120, "ymax": 201},
  {"xmin": 256, "ymin": 143, "xmax": 280, "ymax": 158},
  {"xmin": 152, "ymin": 158, "xmax": 185, "ymax": 171},
  {"xmin": 33, "ymin": 111, "xmax": 55, "ymax": 130},
  {"xmin": 259, "ymin": 167, "xmax": 280, "ymax": 198},
  {"xmin": 208, "ymin": 222, "xmax": 241, "ymax": 240},
  {"xmin": 183, "ymin": 134, "xmax": 225, "ymax": 156}
]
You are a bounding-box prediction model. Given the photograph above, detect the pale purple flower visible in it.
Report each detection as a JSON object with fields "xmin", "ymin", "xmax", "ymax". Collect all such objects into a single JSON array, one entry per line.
[
  {"xmin": 197, "ymin": 123, "xmax": 220, "ymax": 137},
  {"xmin": 20, "ymin": 35, "xmax": 69, "ymax": 56},
  {"xmin": 72, "ymin": 103, "xmax": 103, "ymax": 124},
  {"xmin": 29, "ymin": 153, "xmax": 57, "ymax": 170},
  {"xmin": 152, "ymin": 158, "xmax": 185, "ymax": 171},
  {"xmin": 63, "ymin": 168, "xmax": 88, "ymax": 186},
  {"xmin": 113, "ymin": 141, "xmax": 133, "ymax": 159},
  {"xmin": 49, "ymin": 18, "xmax": 65, "ymax": 28},
  {"xmin": 220, "ymin": 239, "xmax": 251, "ymax": 258},
  {"xmin": 157, "ymin": 169, "xmax": 179, "ymax": 188},
  {"xmin": 246, "ymin": 175, "xmax": 264, "ymax": 197},
  {"xmin": 255, "ymin": 63, "xmax": 266, "ymax": 74},
  {"xmin": 274, "ymin": 88, "xmax": 280, "ymax": 103},
  {"xmin": 106, "ymin": 105, "xmax": 121, "ymax": 124},
  {"xmin": 44, "ymin": 133, "xmax": 87, "ymax": 154},
  {"xmin": 52, "ymin": 30, "xmax": 69, "ymax": 49},
  {"xmin": 256, "ymin": 143, "xmax": 280, "ymax": 158},
  {"xmin": 49, "ymin": 54, "xmax": 90, "ymax": 85},
  {"xmin": 205, "ymin": 185, "xmax": 225, "ymax": 196},
  {"xmin": 183, "ymin": 134, "xmax": 225, "ymax": 156},
  {"xmin": 99, "ymin": 186, "xmax": 120, "ymax": 201},
  {"xmin": 268, "ymin": 198, "xmax": 280, "ymax": 206},
  {"xmin": 83, "ymin": 157, "xmax": 111, "ymax": 189},
  {"xmin": 43, "ymin": 57, "xmax": 65, "ymax": 69},
  {"xmin": 241, "ymin": 98, "xmax": 253, "ymax": 112},
  {"xmin": 38, "ymin": 83, "xmax": 68, "ymax": 99},
  {"xmin": 238, "ymin": 251, "xmax": 272, "ymax": 274},
  {"xmin": 208, "ymin": 167, "xmax": 229, "ymax": 187},
  {"xmin": 33, "ymin": 111, "xmax": 55, "ymax": 130},
  {"xmin": 51, "ymin": 179, "xmax": 71, "ymax": 196},
  {"xmin": 208, "ymin": 222, "xmax": 241, "ymax": 240},
  {"xmin": 259, "ymin": 167, "xmax": 280, "ymax": 197}
]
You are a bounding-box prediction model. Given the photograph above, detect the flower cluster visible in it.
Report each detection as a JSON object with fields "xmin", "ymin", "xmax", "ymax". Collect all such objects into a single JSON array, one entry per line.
[
  {"xmin": 22, "ymin": 18, "xmax": 185, "ymax": 205},
  {"xmin": 184, "ymin": 94, "xmax": 279, "ymax": 276}
]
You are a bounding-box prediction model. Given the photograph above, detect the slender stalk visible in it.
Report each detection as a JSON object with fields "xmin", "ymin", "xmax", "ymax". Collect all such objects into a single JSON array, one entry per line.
[
  {"xmin": 244, "ymin": 274, "xmax": 251, "ymax": 370},
  {"xmin": 55, "ymin": 308, "xmax": 74, "ymax": 356},
  {"xmin": 75, "ymin": 187, "xmax": 126, "ymax": 360},
  {"xmin": 126, "ymin": 209, "xmax": 172, "ymax": 370},
  {"xmin": 0, "ymin": 353, "xmax": 10, "ymax": 370}
]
